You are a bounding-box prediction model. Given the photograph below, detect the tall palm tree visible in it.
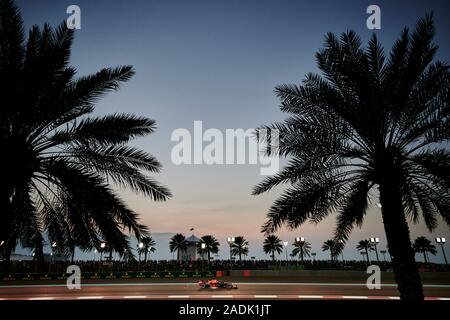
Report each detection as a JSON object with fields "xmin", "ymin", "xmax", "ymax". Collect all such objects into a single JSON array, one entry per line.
[
  {"xmin": 169, "ymin": 234, "xmax": 187, "ymax": 261},
  {"xmin": 291, "ymin": 241, "xmax": 311, "ymax": 263},
  {"xmin": 138, "ymin": 236, "xmax": 156, "ymax": 263},
  {"xmin": 197, "ymin": 235, "xmax": 220, "ymax": 265},
  {"xmin": 0, "ymin": 0, "xmax": 171, "ymax": 266},
  {"xmin": 357, "ymin": 240, "xmax": 374, "ymax": 265},
  {"xmin": 253, "ymin": 14, "xmax": 450, "ymax": 300},
  {"xmin": 413, "ymin": 236, "xmax": 437, "ymax": 263},
  {"xmin": 263, "ymin": 235, "xmax": 283, "ymax": 261},
  {"xmin": 322, "ymin": 239, "xmax": 342, "ymax": 262},
  {"xmin": 231, "ymin": 236, "xmax": 249, "ymax": 262}
]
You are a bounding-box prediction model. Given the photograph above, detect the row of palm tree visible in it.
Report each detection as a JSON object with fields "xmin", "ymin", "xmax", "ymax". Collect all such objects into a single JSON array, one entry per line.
[
  {"xmin": 169, "ymin": 234, "xmax": 221, "ymax": 265},
  {"xmin": 356, "ymin": 237, "xmax": 438, "ymax": 265},
  {"xmin": 169, "ymin": 234, "xmax": 304, "ymax": 262},
  {"xmin": 168, "ymin": 233, "xmax": 441, "ymax": 264}
]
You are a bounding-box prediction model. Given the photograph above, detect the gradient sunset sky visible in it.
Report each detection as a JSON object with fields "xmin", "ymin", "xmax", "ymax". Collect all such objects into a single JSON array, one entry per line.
[{"xmin": 15, "ymin": 0, "xmax": 450, "ymax": 261}]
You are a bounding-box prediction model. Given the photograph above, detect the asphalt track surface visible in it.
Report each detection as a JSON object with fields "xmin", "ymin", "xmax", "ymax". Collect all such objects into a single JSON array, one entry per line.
[{"xmin": 0, "ymin": 280, "xmax": 449, "ymax": 300}]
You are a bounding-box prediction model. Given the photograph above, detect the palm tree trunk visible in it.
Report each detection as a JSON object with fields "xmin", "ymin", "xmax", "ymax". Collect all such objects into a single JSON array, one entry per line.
[
  {"xmin": 365, "ymin": 249, "xmax": 370, "ymax": 265},
  {"xmin": 379, "ymin": 179, "xmax": 423, "ymax": 300},
  {"xmin": 272, "ymin": 251, "xmax": 275, "ymax": 261},
  {"xmin": 0, "ymin": 189, "xmax": 14, "ymax": 270},
  {"xmin": 423, "ymin": 252, "xmax": 427, "ymax": 264}
]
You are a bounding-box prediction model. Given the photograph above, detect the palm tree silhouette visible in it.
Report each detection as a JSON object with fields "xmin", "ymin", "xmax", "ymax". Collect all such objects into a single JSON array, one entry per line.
[
  {"xmin": 291, "ymin": 241, "xmax": 311, "ymax": 263},
  {"xmin": 231, "ymin": 236, "xmax": 249, "ymax": 262},
  {"xmin": 253, "ymin": 14, "xmax": 450, "ymax": 300},
  {"xmin": 357, "ymin": 240, "xmax": 375, "ymax": 265},
  {"xmin": 138, "ymin": 236, "xmax": 156, "ymax": 263},
  {"xmin": 0, "ymin": 0, "xmax": 171, "ymax": 267},
  {"xmin": 197, "ymin": 235, "xmax": 220, "ymax": 265},
  {"xmin": 169, "ymin": 234, "xmax": 187, "ymax": 261},
  {"xmin": 322, "ymin": 239, "xmax": 342, "ymax": 262},
  {"xmin": 263, "ymin": 235, "xmax": 283, "ymax": 261},
  {"xmin": 413, "ymin": 236, "xmax": 437, "ymax": 264}
]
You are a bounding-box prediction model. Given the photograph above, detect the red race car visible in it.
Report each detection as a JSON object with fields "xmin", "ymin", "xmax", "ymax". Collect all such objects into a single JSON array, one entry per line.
[{"xmin": 198, "ymin": 279, "xmax": 238, "ymax": 289}]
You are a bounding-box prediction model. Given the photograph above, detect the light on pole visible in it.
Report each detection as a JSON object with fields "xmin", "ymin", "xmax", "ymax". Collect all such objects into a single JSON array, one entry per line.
[
  {"xmin": 295, "ymin": 237, "xmax": 305, "ymax": 263},
  {"xmin": 137, "ymin": 242, "xmax": 144, "ymax": 270},
  {"xmin": 50, "ymin": 241, "xmax": 57, "ymax": 265},
  {"xmin": 49, "ymin": 242, "xmax": 57, "ymax": 273},
  {"xmin": 227, "ymin": 237, "xmax": 235, "ymax": 263},
  {"xmin": 201, "ymin": 243, "xmax": 206, "ymax": 272},
  {"xmin": 100, "ymin": 242, "xmax": 106, "ymax": 261},
  {"xmin": 339, "ymin": 240, "xmax": 345, "ymax": 263},
  {"xmin": 370, "ymin": 237, "xmax": 380, "ymax": 263},
  {"xmin": 283, "ymin": 241, "xmax": 289, "ymax": 267},
  {"xmin": 436, "ymin": 237, "xmax": 448, "ymax": 266}
]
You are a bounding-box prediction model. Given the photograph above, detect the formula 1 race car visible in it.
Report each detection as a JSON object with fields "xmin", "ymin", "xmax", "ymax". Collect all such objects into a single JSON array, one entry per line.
[{"xmin": 198, "ymin": 279, "xmax": 238, "ymax": 289}]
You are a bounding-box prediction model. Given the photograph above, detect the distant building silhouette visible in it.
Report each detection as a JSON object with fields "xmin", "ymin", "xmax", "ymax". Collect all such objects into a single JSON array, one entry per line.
[{"xmin": 182, "ymin": 234, "xmax": 201, "ymax": 261}]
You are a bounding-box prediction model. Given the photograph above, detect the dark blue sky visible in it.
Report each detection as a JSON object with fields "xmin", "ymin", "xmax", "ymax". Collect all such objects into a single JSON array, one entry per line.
[{"xmin": 14, "ymin": 0, "xmax": 450, "ymax": 261}]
